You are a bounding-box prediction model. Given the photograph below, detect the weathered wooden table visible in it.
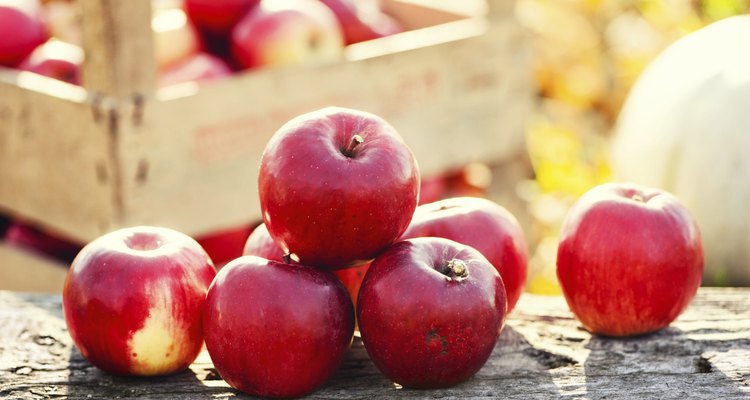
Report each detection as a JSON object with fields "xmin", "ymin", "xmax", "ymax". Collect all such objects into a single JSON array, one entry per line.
[{"xmin": 2, "ymin": 288, "xmax": 748, "ymax": 399}]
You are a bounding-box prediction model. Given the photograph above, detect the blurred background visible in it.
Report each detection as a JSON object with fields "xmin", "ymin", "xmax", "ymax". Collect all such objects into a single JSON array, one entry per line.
[
  {"xmin": 516, "ymin": 0, "xmax": 750, "ymax": 293},
  {"xmin": 0, "ymin": 0, "xmax": 748, "ymax": 294}
]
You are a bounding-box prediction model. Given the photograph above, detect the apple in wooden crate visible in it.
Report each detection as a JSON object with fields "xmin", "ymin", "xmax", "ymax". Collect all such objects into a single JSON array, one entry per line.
[
  {"xmin": 319, "ymin": 0, "xmax": 402, "ymax": 45},
  {"xmin": 158, "ymin": 51, "xmax": 232, "ymax": 87},
  {"xmin": 63, "ymin": 226, "xmax": 216, "ymax": 376},
  {"xmin": 258, "ymin": 107, "xmax": 420, "ymax": 269},
  {"xmin": 18, "ymin": 39, "xmax": 83, "ymax": 85},
  {"xmin": 203, "ymin": 255, "xmax": 354, "ymax": 397},
  {"xmin": 185, "ymin": 0, "xmax": 259, "ymax": 37},
  {"xmin": 556, "ymin": 183, "xmax": 703, "ymax": 337},
  {"xmin": 0, "ymin": 3, "xmax": 47, "ymax": 67},
  {"xmin": 231, "ymin": 0, "xmax": 344, "ymax": 69},
  {"xmin": 5, "ymin": 220, "xmax": 82, "ymax": 263},
  {"xmin": 152, "ymin": 5, "xmax": 202, "ymax": 70}
]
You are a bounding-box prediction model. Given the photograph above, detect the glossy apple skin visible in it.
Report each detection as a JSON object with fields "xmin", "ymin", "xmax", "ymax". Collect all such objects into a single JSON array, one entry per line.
[
  {"xmin": 357, "ymin": 237, "xmax": 507, "ymax": 389},
  {"xmin": 401, "ymin": 197, "xmax": 528, "ymax": 313},
  {"xmin": 185, "ymin": 0, "xmax": 259, "ymax": 36},
  {"xmin": 243, "ymin": 222, "xmax": 370, "ymax": 307},
  {"xmin": 18, "ymin": 40, "xmax": 82, "ymax": 85},
  {"xmin": 204, "ymin": 255, "xmax": 354, "ymax": 398},
  {"xmin": 0, "ymin": 5, "xmax": 47, "ymax": 67},
  {"xmin": 242, "ymin": 222, "xmax": 284, "ymax": 261},
  {"xmin": 259, "ymin": 107, "xmax": 420, "ymax": 269},
  {"xmin": 231, "ymin": 0, "xmax": 343, "ymax": 69},
  {"xmin": 158, "ymin": 52, "xmax": 233, "ymax": 87},
  {"xmin": 63, "ymin": 226, "xmax": 216, "ymax": 376},
  {"xmin": 318, "ymin": 0, "xmax": 402, "ymax": 45},
  {"xmin": 556, "ymin": 183, "xmax": 703, "ymax": 337}
]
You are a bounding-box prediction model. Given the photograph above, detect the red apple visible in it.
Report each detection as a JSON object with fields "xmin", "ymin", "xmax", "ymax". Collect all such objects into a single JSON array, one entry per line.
[
  {"xmin": 556, "ymin": 183, "xmax": 703, "ymax": 337},
  {"xmin": 18, "ymin": 39, "xmax": 82, "ymax": 85},
  {"xmin": 194, "ymin": 223, "xmax": 253, "ymax": 266},
  {"xmin": 158, "ymin": 51, "xmax": 232, "ymax": 87},
  {"xmin": 357, "ymin": 237, "xmax": 507, "ymax": 388},
  {"xmin": 5, "ymin": 220, "xmax": 82, "ymax": 263},
  {"xmin": 185, "ymin": 0, "xmax": 259, "ymax": 37},
  {"xmin": 203, "ymin": 255, "xmax": 354, "ymax": 397},
  {"xmin": 0, "ymin": 3, "xmax": 47, "ymax": 67},
  {"xmin": 231, "ymin": 0, "xmax": 343, "ymax": 70},
  {"xmin": 258, "ymin": 107, "xmax": 420, "ymax": 269},
  {"xmin": 319, "ymin": 0, "xmax": 402, "ymax": 45},
  {"xmin": 243, "ymin": 223, "xmax": 369, "ymax": 307},
  {"xmin": 401, "ymin": 197, "xmax": 528, "ymax": 313},
  {"xmin": 63, "ymin": 226, "xmax": 216, "ymax": 376},
  {"xmin": 153, "ymin": 6, "xmax": 202, "ymax": 70},
  {"xmin": 242, "ymin": 222, "xmax": 284, "ymax": 261}
]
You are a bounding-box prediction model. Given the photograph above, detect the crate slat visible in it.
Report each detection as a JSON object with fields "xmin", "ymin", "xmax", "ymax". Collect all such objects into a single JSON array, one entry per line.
[{"xmin": 0, "ymin": 76, "xmax": 120, "ymax": 241}]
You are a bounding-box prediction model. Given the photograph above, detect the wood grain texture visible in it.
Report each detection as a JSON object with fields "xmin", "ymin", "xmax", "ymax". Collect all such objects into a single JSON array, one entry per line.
[
  {"xmin": 0, "ymin": 75, "xmax": 120, "ymax": 242},
  {"xmin": 1, "ymin": 288, "xmax": 748, "ymax": 399}
]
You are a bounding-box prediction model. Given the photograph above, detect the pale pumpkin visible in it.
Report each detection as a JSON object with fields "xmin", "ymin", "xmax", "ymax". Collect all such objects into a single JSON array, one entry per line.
[{"xmin": 611, "ymin": 15, "xmax": 750, "ymax": 285}]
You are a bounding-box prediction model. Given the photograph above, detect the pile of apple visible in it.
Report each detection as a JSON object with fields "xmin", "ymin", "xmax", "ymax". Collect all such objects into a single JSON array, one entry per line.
[
  {"xmin": 62, "ymin": 107, "xmax": 526, "ymax": 396},
  {"xmin": 0, "ymin": 0, "xmax": 402, "ymax": 87},
  {"xmin": 62, "ymin": 107, "xmax": 703, "ymax": 396}
]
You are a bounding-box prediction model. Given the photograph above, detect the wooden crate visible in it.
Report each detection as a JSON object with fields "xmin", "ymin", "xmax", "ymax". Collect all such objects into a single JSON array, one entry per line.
[{"xmin": 0, "ymin": 0, "xmax": 533, "ymax": 246}]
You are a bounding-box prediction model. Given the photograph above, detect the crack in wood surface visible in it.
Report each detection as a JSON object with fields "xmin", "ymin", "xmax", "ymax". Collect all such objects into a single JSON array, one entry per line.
[{"xmin": 522, "ymin": 347, "xmax": 579, "ymax": 369}]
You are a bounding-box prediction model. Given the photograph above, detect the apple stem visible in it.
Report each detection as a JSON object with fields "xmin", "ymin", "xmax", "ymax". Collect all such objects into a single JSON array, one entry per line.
[
  {"xmin": 444, "ymin": 259, "xmax": 468, "ymax": 279},
  {"xmin": 632, "ymin": 194, "xmax": 644, "ymax": 202},
  {"xmin": 282, "ymin": 253, "xmax": 299, "ymax": 264},
  {"xmin": 343, "ymin": 135, "xmax": 364, "ymax": 157}
]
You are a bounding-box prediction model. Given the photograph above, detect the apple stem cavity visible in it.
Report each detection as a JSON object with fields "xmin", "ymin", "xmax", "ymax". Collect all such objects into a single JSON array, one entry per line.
[
  {"xmin": 443, "ymin": 259, "xmax": 468, "ymax": 279},
  {"xmin": 308, "ymin": 33, "xmax": 321, "ymax": 51},
  {"xmin": 342, "ymin": 134, "xmax": 364, "ymax": 158},
  {"xmin": 125, "ymin": 233, "xmax": 162, "ymax": 251}
]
